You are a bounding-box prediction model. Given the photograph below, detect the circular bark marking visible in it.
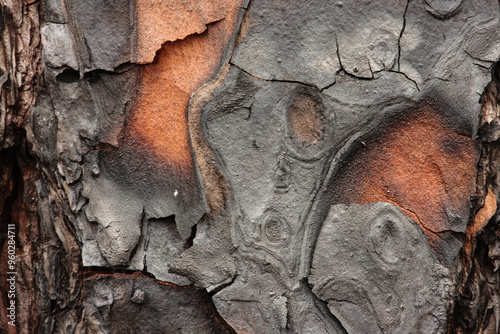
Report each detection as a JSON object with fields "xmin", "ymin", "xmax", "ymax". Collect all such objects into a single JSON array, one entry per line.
[
  {"xmin": 261, "ymin": 211, "xmax": 291, "ymax": 246},
  {"xmin": 425, "ymin": 0, "xmax": 464, "ymax": 19},
  {"xmin": 288, "ymin": 93, "xmax": 324, "ymax": 146},
  {"xmin": 369, "ymin": 212, "xmax": 406, "ymax": 264}
]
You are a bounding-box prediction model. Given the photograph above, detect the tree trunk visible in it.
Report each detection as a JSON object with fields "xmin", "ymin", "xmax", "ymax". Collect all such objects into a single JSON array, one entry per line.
[{"xmin": 2, "ymin": 0, "xmax": 500, "ymax": 333}]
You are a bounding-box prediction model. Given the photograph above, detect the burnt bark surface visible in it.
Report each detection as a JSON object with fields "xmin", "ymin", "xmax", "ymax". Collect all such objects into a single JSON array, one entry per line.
[{"xmin": 1, "ymin": 0, "xmax": 500, "ymax": 333}]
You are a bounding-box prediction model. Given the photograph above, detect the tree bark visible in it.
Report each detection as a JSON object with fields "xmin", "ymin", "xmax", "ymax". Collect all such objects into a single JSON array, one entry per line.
[{"xmin": 2, "ymin": 0, "xmax": 500, "ymax": 333}]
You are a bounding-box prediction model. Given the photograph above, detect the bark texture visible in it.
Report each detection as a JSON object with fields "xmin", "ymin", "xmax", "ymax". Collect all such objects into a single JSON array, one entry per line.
[{"xmin": 2, "ymin": 0, "xmax": 500, "ymax": 333}]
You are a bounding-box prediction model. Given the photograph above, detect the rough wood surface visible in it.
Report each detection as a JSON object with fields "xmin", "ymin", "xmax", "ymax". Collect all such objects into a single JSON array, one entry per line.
[{"xmin": 2, "ymin": 0, "xmax": 500, "ymax": 333}]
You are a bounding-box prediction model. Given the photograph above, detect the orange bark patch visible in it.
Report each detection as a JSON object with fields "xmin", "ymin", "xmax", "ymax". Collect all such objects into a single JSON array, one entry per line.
[
  {"xmin": 469, "ymin": 189, "xmax": 497, "ymax": 238},
  {"xmin": 333, "ymin": 106, "xmax": 479, "ymax": 251},
  {"xmin": 133, "ymin": 0, "xmax": 231, "ymax": 64},
  {"xmin": 128, "ymin": 0, "xmax": 242, "ymax": 173},
  {"xmin": 463, "ymin": 189, "xmax": 497, "ymax": 264}
]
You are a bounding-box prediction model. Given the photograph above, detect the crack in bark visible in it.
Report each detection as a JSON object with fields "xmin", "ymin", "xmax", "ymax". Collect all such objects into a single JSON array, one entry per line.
[
  {"xmin": 387, "ymin": 70, "xmax": 421, "ymax": 91},
  {"xmin": 335, "ymin": 34, "xmax": 375, "ymax": 81},
  {"xmin": 229, "ymin": 62, "xmax": 325, "ymax": 90},
  {"xmin": 82, "ymin": 267, "xmax": 193, "ymax": 288},
  {"xmin": 377, "ymin": 192, "xmax": 445, "ymax": 240},
  {"xmin": 397, "ymin": 0, "xmax": 410, "ymax": 72}
]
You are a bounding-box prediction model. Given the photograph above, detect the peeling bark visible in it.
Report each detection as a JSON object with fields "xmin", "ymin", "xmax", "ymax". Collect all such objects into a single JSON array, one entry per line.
[
  {"xmin": 449, "ymin": 62, "xmax": 500, "ymax": 334},
  {"xmin": 2, "ymin": 0, "xmax": 500, "ymax": 333}
]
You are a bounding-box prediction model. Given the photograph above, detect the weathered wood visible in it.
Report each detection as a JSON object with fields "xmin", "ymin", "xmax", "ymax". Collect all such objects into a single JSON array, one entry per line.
[{"xmin": 2, "ymin": 0, "xmax": 500, "ymax": 333}]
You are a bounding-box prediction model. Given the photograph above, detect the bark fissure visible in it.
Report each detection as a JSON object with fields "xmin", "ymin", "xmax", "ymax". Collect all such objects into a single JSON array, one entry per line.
[
  {"xmin": 397, "ymin": 0, "xmax": 410, "ymax": 72},
  {"xmin": 449, "ymin": 61, "xmax": 500, "ymax": 334},
  {"xmin": 229, "ymin": 61, "xmax": 325, "ymax": 90}
]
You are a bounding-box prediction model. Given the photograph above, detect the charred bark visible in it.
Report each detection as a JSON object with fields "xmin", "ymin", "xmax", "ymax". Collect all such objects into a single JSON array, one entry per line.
[{"xmin": 2, "ymin": 0, "xmax": 500, "ymax": 333}]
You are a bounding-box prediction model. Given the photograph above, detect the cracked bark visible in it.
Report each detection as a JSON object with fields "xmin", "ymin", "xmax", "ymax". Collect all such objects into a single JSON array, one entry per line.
[{"xmin": 2, "ymin": 0, "xmax": 500, "ymax": 333}]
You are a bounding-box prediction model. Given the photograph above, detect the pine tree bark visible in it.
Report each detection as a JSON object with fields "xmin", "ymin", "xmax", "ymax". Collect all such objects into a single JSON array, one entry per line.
[{"xmin": 2, "ymin": 0, "xmax": 500, "ymax": 333}]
